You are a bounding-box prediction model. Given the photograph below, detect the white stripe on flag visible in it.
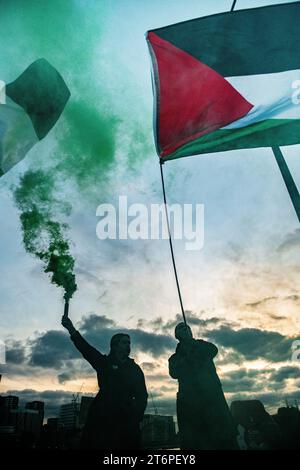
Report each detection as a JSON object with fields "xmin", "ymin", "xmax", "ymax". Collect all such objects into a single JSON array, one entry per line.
[{"xmin": 222, "ymin": 69, "xmax": 300, "ymax": 129}]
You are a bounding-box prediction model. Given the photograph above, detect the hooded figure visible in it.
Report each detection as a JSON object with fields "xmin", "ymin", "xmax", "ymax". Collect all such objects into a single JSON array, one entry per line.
[
  {"xmin": 169, "ymin": 322, "xmax": 237, "ymax": 450},
  {"xmin": 62, "ymin": 315, "xmax": 148, "ymax": 450}
]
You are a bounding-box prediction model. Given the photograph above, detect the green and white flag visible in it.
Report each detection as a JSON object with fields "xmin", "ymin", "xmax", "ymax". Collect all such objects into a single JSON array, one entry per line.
[{"xmin": 0, "ymin": 59, "xmax": 70, "ymax": 176}]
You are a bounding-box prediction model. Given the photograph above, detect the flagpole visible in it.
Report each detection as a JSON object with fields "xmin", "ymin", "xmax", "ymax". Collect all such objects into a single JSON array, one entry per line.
[
  {"xmin": 159, "ymin": 160, "xmax": 187, "ymax": 326},
  {"xmin": 230, "ymin": 0, "xmax": 237, "ymax": 12},
  {"xmin": 271, "ymin": 147, "xmax": 300, "ymax": 222},
  {"xmin": 229, "ymin": 0, "xmax": 300, "ymax": 223},
  {"xmin": 157, "ymin": 0, "xmax": 238, "ymax": 327}
]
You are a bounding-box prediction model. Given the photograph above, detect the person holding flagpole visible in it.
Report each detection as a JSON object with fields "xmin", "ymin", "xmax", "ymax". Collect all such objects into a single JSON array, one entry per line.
[{"xmin": 169, "ymin": 322, "xmax": 238, "ymax": 450}]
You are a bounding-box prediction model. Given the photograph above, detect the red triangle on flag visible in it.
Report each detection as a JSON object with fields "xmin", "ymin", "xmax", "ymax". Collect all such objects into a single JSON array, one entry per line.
[{"xmin": 148, "ymin": 32, "xmax": 253, "ymax": 157}]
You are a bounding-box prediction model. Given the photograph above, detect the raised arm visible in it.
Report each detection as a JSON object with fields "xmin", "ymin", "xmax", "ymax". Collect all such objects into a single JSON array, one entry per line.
[{"xmin": 61, "ymin": 315, "xmax": 104, "ymax": 371}]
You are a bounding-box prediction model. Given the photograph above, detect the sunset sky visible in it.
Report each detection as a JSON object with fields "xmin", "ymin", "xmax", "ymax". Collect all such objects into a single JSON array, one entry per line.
[{"xmin": 0, "ymin": 0, "xmax": 299, "ymax": 419}]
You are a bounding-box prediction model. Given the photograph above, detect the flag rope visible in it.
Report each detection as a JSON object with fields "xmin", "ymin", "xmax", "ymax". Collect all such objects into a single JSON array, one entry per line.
[{"xmin": 159, "ymin": 160, "xmax": 187, "ymax": 326}]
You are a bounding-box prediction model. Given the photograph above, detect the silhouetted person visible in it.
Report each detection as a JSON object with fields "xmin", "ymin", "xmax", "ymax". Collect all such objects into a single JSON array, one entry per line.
[
  {"xmin": 231, "ymin": 400, "xmax": 282, "ymax": 450},
  {"xmin": 62, "ymin": 315, "xmax": 148, "ymax": 450},
  {"xmin": 169, "ymin": 322, "xmax": 237, "ymax": 450}
]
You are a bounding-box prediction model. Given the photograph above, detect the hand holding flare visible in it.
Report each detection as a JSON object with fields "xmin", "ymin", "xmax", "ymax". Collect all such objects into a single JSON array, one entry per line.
[{"xmin": 61, "ymin": 300, "xmax": 76, "ymax": 336}]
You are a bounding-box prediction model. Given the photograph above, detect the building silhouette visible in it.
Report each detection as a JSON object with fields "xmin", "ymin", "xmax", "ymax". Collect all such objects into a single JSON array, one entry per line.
[
  {"xmin": 231, "ymin": 400, "xmax": 283, "ymax": 450},
  {"xmin": 58, "ymin": 402, "xmax": 79, "ymax": 429},
  {"xmin": 2, "ymin": 395, "xmax": 19, "ymax": 410},
  {"xmin": 1, "ymin": 393, "xmax": 300, "ymax": 449},
  {"xmin": 78, "ymin": 396, "xmax": 93, "ymax": 429},
  {"xmin": 141, "ymin": 414, "xmax": 177, "ymax": 449},
  {"xmin": 0, "ymin": 395, "xmax": 44, "ymax": 448},
  {"xmin": 273, "ymin": 405, "xmax": 300, "ymax": 449}
]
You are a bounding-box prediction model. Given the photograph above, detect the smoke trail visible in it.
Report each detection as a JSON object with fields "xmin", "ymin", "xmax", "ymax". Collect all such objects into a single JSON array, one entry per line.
[{"xmin": 13, "ymin": 170, "xmax": 77, "ymax": 301}]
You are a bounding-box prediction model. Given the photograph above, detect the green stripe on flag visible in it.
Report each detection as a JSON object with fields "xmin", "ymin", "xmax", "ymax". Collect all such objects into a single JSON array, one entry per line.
[{"xmin": 164, "ymin": 119, "xmax": 300, "ymax": 160}]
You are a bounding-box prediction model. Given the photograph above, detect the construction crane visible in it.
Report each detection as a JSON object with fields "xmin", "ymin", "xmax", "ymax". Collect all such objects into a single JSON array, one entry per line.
[{"xmin": 72, "ymin": 382, "xmax": 85, "ymax": 426}]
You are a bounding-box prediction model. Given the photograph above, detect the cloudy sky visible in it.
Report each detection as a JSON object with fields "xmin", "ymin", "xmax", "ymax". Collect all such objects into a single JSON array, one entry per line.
[{"xmin": 0, "ymin": 0, "xmax": 300, "ymax": 419}]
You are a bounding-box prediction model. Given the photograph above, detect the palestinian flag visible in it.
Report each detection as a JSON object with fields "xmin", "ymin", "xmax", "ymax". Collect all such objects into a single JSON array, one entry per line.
[
  {"xmin": 146, "ymin": 2, "xmax": 300, "ymax": 161},
  {"xmin": 0, "ymin": 59, "xmax": 70, "ymax": 176}
]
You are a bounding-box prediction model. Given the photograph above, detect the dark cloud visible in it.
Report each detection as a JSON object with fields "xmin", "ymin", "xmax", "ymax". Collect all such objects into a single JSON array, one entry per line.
[
  {"xmin": 29, "ymin": 331, "xmax": 80, "ymax": 368},
  {"xmin": 20, "ymin": 313, "xmax": 176, "ymax": 382},
  {"xmin": 206, "ymin": 326, "xmax": 299, "ymax": 362},
  {"xmin": 216, "ymin": 349, "xmax": 244, "ymax": 366},
  {"xmin": 0, "ymin": 362, "xmax": 41, "ymax": 378},
  {"xmin": 1, "ymin": 314, "xmax": 177, "ymax": 390},
  {"xmin": 222, "ymin": 376, "xmax": 259, "ymax": 393},
  {"xmin": 129, "ymin": 329, "xmax": 175, "ymax": 357},
  {"xmin": 5, "ymin": 339, "xmax": 27, "ymax": 364},
  {"xmin": 79, "ymin": 314, "xmax": 176, "ymax": 357},
  {"xmin": 57, "ymin": 372, "xmax": 74, "ymax": 384},
  {"xmin": 221, "ymin": 368, "xmax": 273, "ymax": 394},
  {"xmin": 270, "ymin": 366, "xmax": 300, "ymax": 383},
  {"xmin": 79, "ymin": 313, "xmax": 116, "ymax": 332},
  {"xmin": 160, "ymin": 311, "xmax": 225, "ymax": 333},
  {"xmin": 57, "ymin": 360, "xmax": 95, "ymax": 384},
  {"xmin": 220, "ymin": 366, "xmax": 300, "ymax": 406},
  {"xmin": 4, "ymin": 314, "xmax": 299, "ymax": 406}
]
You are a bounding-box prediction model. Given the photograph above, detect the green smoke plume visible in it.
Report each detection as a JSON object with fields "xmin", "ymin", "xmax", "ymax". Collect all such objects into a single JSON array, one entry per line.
[
  {"xmin": 3, "ymin": 1, "xmax": 153, "ymax": 303},
  {"xmin": 13, "ymin": 170, "xmax": 77, "ymax": 301},
  {"xmin": 0, "ymin": 1, "xmax": 120, "ymax": 193},
  {"xmin": 0, "ymin": 1, "xmax": 152, "ymax": 192}
]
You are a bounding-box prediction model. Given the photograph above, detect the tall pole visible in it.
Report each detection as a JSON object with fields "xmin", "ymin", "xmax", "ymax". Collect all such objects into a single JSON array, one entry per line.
[
  {"xmin": 230, "ymin": 0, "xmax": 237, "ymax": 12},
  {"xmin": 159, "ymin": 160, "xmax": 187, "ymax": 326},
  {"xmin": 158, "ymin": 2, "xmax": 240, "ymax": 327},
  {"xmin": 229, "ymin": 0, "xmax": 299, "ymax": 223}
]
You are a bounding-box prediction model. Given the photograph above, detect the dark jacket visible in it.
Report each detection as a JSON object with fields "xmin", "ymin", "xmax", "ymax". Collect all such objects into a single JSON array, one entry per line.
[
  {"xmin": 71, "ymin": 331, "xmax": 148, "ymax": 450},
  {"xmin": 169, "ymin": 339, "xmax": 237, "ymax": 450},
  {"xmin": 169, "ymin": 339, "xmax": 220, "ymax": 397}
]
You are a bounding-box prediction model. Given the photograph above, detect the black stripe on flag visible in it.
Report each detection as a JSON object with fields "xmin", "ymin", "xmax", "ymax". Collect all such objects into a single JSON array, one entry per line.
[{"xmin": 150, "ymin": 2, "xmax": 300, "ymax": 77}]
